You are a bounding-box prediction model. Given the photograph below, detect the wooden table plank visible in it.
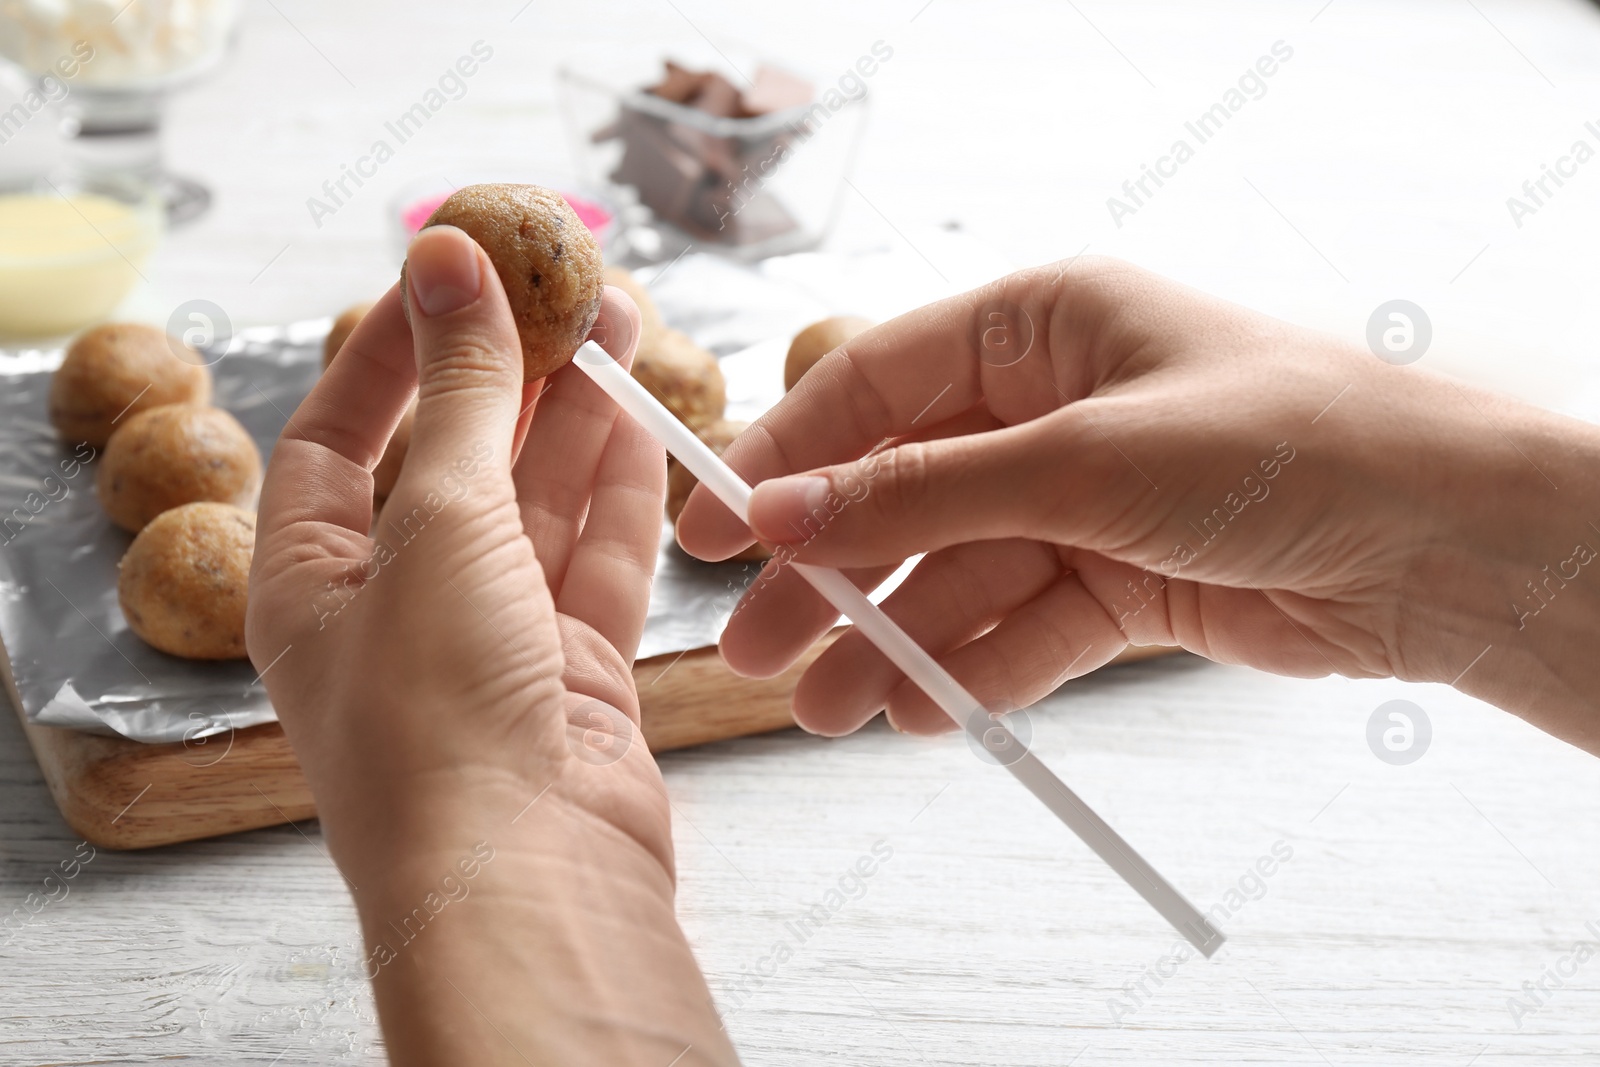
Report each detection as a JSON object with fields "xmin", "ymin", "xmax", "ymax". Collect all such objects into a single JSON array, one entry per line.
[{"xmin": 3, "ymin": 629, "xmax": 1172, "ymax": 849}]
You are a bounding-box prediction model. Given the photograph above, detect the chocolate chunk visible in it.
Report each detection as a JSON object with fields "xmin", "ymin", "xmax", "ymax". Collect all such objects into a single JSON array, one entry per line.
[
  {"xmin": 691, "ymin": 70, "xmax": 743, "ymax": 118},
  {"xmin": 651, "ymin": 60, "xmax": 709, "ymax": 104},
  {"xmin": 741, "ymin": 65, "xmax": 814, "ymax": 115}
]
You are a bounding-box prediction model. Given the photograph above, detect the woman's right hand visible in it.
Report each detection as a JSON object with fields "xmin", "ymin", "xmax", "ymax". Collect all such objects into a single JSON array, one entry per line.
[{"xmin": 676, "ymin": 258, "xmax": 1600, "ymax": 753}]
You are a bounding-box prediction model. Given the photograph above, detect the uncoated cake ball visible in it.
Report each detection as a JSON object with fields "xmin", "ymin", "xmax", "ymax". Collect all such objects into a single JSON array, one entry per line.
[
  {"xmin": 403, "ymin": 184, "xmax": 604, "ymax": 381},
  {"xmin": 97, "ymin": 404, "xmax": 261, "ymax": 533},
  {"xmin": 784, "ymin": 315, "xmax": 873, "ymax": 391},
  {"xmin": 50, "ymin": 323, "xmax": 211, "ymax": 447},
  {"xmin": 117, "ymin": 502, "xmax": 256, "ymax": 660},
  {"xmin": 633, "ymin": 329, "xmax": 726, "ymax": 429}
]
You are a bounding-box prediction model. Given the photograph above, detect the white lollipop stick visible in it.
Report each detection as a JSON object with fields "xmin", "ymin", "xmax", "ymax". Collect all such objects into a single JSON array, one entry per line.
[{"xmin": 572, "ymin": 341, "xmax": 1224, "ymax": 956}]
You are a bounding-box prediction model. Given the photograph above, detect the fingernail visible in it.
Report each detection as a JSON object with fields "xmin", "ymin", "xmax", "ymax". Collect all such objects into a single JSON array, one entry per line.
[
  {"xmin": 408, "ymin": 226, "xmax": 481, "ymax": 317},
  {"xmin": 749, "ymin": 475, "xmax": 830, "ymax": 543}
]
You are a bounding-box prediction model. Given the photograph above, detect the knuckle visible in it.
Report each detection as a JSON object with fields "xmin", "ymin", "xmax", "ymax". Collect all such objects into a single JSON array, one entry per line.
[
  {"xmin": 1036, "ymin": 255, "xmax": 1147, "ymax": 329},
  {"xmin": 869, "ymin": 443, "xmax": 931, "ymax": 523},
  {"xmin": 832, "ymin": 353, "xmax": 894, "ymax": 450},
  {"xmin": 418, "ymin": 336, "xmax": 518, "ymax": 394},
  {"xmin": 1011, "ymin": 254, "xmax": 1128, "ymax": 293}
]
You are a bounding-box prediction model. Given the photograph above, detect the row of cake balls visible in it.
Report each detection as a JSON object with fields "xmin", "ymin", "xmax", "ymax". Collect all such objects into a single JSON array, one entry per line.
[{"xmin": 49, "ymin": 323, "xmax": 260, "ymax": 661}]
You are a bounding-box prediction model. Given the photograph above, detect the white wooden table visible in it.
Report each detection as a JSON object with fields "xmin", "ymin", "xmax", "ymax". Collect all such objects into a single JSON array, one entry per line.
[{"xmin": 5, "ymin": 0, "xmax": 1600, "ymax": 1062}]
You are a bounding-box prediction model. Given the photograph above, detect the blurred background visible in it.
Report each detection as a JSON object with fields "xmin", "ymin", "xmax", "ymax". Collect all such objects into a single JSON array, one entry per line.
[{"xmin": 3, "ymin": 0, "xmax": 1598, "ymax": 403}]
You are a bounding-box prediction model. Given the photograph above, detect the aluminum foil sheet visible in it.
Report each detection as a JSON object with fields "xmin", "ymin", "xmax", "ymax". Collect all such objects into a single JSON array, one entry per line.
[{"xmin": 0, "ymin": 318, "xmax": 778, "ymax": 745}]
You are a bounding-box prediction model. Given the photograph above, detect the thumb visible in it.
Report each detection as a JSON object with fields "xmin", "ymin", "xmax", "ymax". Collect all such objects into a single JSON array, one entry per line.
[
  {"xmin": 745, "ymin": 415, "xmax": 1104, "ymax": 567},
  {"xmin": 396, "ymin": 225, "xmax": 523, "ymax": 496}
]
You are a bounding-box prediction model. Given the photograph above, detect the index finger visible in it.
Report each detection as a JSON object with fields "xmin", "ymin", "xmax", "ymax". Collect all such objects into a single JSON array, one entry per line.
[
  {"xmin": 676, "ymin": 265, "xmax": 1074, "ymax": 562},
  {"xmin": 256, "ymin": 284, "xmax": 417, "ymax": 548}
]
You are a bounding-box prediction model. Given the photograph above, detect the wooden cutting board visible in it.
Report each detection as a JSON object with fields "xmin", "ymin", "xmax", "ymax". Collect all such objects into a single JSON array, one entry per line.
[{"xmin": 3, "ymin": 634, "xmax": 1174, "ymax": 850}]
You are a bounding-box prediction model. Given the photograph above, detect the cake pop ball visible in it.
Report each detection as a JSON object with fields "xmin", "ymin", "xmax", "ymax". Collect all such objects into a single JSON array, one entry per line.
[
  {"xmin": 50, "ymin": 323, "xmax": 211, "ymax": 448},
  {"xmin": 118, "ymin": 502, "xmax": 255, "ymax": 660},
  {"xmin": 96, "ymin": 404, "xmax": 261, "ymax": 533},
  {"xmin": 401, "ymin": 184, "xmax": 604, "ymax": 382}
]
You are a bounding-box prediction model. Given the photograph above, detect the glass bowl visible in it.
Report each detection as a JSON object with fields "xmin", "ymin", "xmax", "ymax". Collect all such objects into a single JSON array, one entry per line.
[
  {"xmin": 558, "ymin": 65, "xmax": 868, "ymax": 263},
  {"xmin": 0, "ymin": 172, "xmax": 162, "ymax": 341}
]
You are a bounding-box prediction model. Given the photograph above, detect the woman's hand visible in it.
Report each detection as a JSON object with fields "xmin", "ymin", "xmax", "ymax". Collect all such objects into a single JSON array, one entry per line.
[
  {"xmin": 247, "ymin": 225, "xmax": 736, "ymax": 1066},
  {"xmin": 677, "ymin": 258, "xmax": 1600, "ymax": 753}
]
